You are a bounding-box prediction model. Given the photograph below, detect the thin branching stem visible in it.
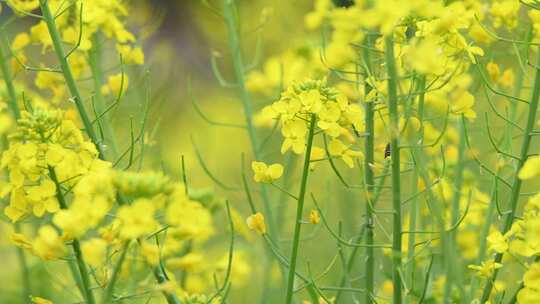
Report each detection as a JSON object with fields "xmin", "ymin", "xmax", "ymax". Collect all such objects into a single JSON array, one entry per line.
[{"xmin": 480, "ymin": 45, "xmax": 540, "ymax": 304}]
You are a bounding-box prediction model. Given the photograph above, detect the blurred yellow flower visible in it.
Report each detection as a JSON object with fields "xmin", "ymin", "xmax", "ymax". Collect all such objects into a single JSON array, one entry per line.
[
  {"xmin": 468, "ymin": 260, "xmax": 503, "ymax": 278},
  {"xmin": 487, "ymin": 231, "xmax": 508, "ymax": 253},
  {"xmin": 246, "ymin": 212, "xmax": 266, "ymax": 235},
  {"xmin": 101, "ymin": 73, "xmax": 129, "ymax": 96},
  {"xmin": 309, "ymin": 209, "xmax": 320, "ymax": 224},
  {"xmin": 81, "ymin": 238, "xmax": 108, "ymax": 267},
  {"xmin": 31, "ymin": 296, "xmax": 53, "ymax": 304},
  {"xmin": 519, "ymin": 156, "xmax": 540, "ymax": 180},
  {"xmin": 252, "ymin": 161, "xmax": 283, "ymax": 183}
]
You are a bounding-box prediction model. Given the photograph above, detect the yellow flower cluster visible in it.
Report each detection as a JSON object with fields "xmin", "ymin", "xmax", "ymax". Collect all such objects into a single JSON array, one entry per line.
[
  {"xmin": 2, "ymin": 108, "xmax": 107, "ymax": 222},
  {"xmin": 517, "ymin": 263, "xmax": 540, "ymax": 303},
  {"xmin": 260, "ymin": 79, "xmax": 364, "ymax": 168},
  {"xmin": 7, "ymin": 0, "xmax": 143, "ymax": 104}
]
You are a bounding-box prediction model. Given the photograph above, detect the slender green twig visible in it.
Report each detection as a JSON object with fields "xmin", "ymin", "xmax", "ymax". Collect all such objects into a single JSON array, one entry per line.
[
  {"xmin": 480, "ymin": 45, "xmax": 540, "ymax": 304},
  {"xmin": 102, "ymin": 242, "xmax": 130, "ymax": 303},
  {"xmin": 222, "ymin": 1, "xmax": 281, "ymax": 301},
  {"xmin": 362, "ymin": 34, "xmax": 376, "ymax": 304},
  {"xmin": 385, "ymin": 36, "xmax": 403, "ymax": 304},
  {"xmin": 88, "ymin": 33, "xmax": 119, "ymax": 159},
  {"xmin": 444, "ymin": 117, "xmax": 466, "ymax": 302},
  {"xmin": 284, "ymin": 114, "xmax": 317, "ymax": 304},
  {"xmin": 39, "ymin": 0, "xmax": 104, "ymax": 158}
]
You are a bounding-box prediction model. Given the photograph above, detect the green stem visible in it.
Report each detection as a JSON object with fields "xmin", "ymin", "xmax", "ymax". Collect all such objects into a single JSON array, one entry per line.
[
  {"xmin": 335, "ymin": 161, "xmax": 390, "ymax": 302},
  {"xmin": 363, "ymin": 41, "xmax": 376, "ymax": 304},
  {"xmin": 48, "ymin": 167, "xmax": 96, "ymax": 304},
  {"xmin": 0, "ymin": 33, "xmax": 20, "ymax": 119},
  {"xmin": 444, "ymin": 118, "xmax": 466, "ymax": 302},
  {"xmin": 467, "ymin": 178, "xmax": 497, "ymax": 302},
  {"xmin": 284, "ymin": 114, "xmax": 317, "ymax": 304},
  {"xmin": 480, "ymin": 47, "xmax": 540, "ymax": 303},
  {"xmin": 153, "ymin": 266, "xmax": 182, "ymax": 304},
  {"xmin": 385, "ymin": 36, "xmax": 402, "ymax": 304},
  {"xmin": 39, "ymin": 0, "xmax": 104, "ymax": 158},
  {"xmin": 102, "ymin": 242, "xmax": 130, "ymax": 303},
  {"xmin": 1, "ymin": 31, "xmax": 31, "ymax": 303},
  {"xmin": 406, "ymin": 76, "xmax": 425, "ymax": 301},
  {"xmin": 222, "ymin": 0, "xmax": 276, "ymax": 233},
  {"xmin": 508, "ymin": 256, "xmax": 540, "ymax": 304},
  {"xmin": 222, "ymin": 1, "xmax": 280, "ymax": 301},
  {"xmin": 14, "ymin": 223, "xmax": 31, "ymax": 302},
  {"xmin": 88, "ymin": 33, "xmax": 118, "ymax": 159}
]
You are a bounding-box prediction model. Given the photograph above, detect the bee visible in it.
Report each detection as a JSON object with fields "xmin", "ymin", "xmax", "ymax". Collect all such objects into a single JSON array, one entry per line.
[{"xmin": 384, "ymin": 143, "xmax": 391, "ymax": 159}]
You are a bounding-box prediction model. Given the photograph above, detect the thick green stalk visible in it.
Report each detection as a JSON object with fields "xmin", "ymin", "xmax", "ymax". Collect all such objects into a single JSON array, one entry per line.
[
  {"xmin": 335, "ymin": 161, "xmax": 390, "ymax": 302},
  {"xmin": 444, "ymin": 119, "xmax": 466, "ymax": 302},
  {"xmin": 222, "ymin": 0, "xmax": 276, "ymax": 226},
  {"xmin": 284, "ymin": 114, "xmax": 317, "ymax": 304},
  {"xmin": 222, "ymin": 0, "xmax": 276, "ymax": 236},
  {"xmin": 406, "ymin": 76, "xmax": 425, "ymax": 301},
  {"xmin": 385, "ymin": 36, "xmax": 402, "ymax": 304},
  {"xmin": 49, "ymin": 167, "xmax": 96, "ymax": 304},
  {"xmin": 39, "ymin": 0, "xmax": 105, "ymax": 159},
  {"xmin": 480, "ymin": 48, "xmax": 540, "ymax": 303},
  {"xmin": 363, "ymin": 42, "xmax": 376, "ymax": 304},
  {"xmin": 222, "ymin": 1, "xmax": 279, "ymax": 301}
]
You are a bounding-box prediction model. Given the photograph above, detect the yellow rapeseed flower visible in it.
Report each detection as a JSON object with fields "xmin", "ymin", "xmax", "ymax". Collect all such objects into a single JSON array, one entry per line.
[
  {"xmin": 519, "ymin": 156, "xmax": 540, "ymax": 180},
  {"xmin": 246, "ymin": 212, "xmax": 266, "ymax": 235},
  {"xmin": 252, "ymin": 161, "xmax": 284, "ymax": 183},
  {"xmin": 81, "ymin": 238, "xmax": 108, "ymax": 267}
]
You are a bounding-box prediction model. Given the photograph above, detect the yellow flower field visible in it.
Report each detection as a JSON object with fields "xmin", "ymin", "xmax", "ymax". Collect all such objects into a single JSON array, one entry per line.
[{"xmin": 0, "ymin": 0, "xmax": 540, "ymax": 303}]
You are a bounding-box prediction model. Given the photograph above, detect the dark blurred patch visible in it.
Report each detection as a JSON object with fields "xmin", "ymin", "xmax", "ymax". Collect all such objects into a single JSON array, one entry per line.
[
  {"xmin": 332, "ymin": 0, "xmax": 354, "ymax": 7},
  {"xmin": 144, "ymin": 1, "xmax": 214, "ymax": 80}
]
